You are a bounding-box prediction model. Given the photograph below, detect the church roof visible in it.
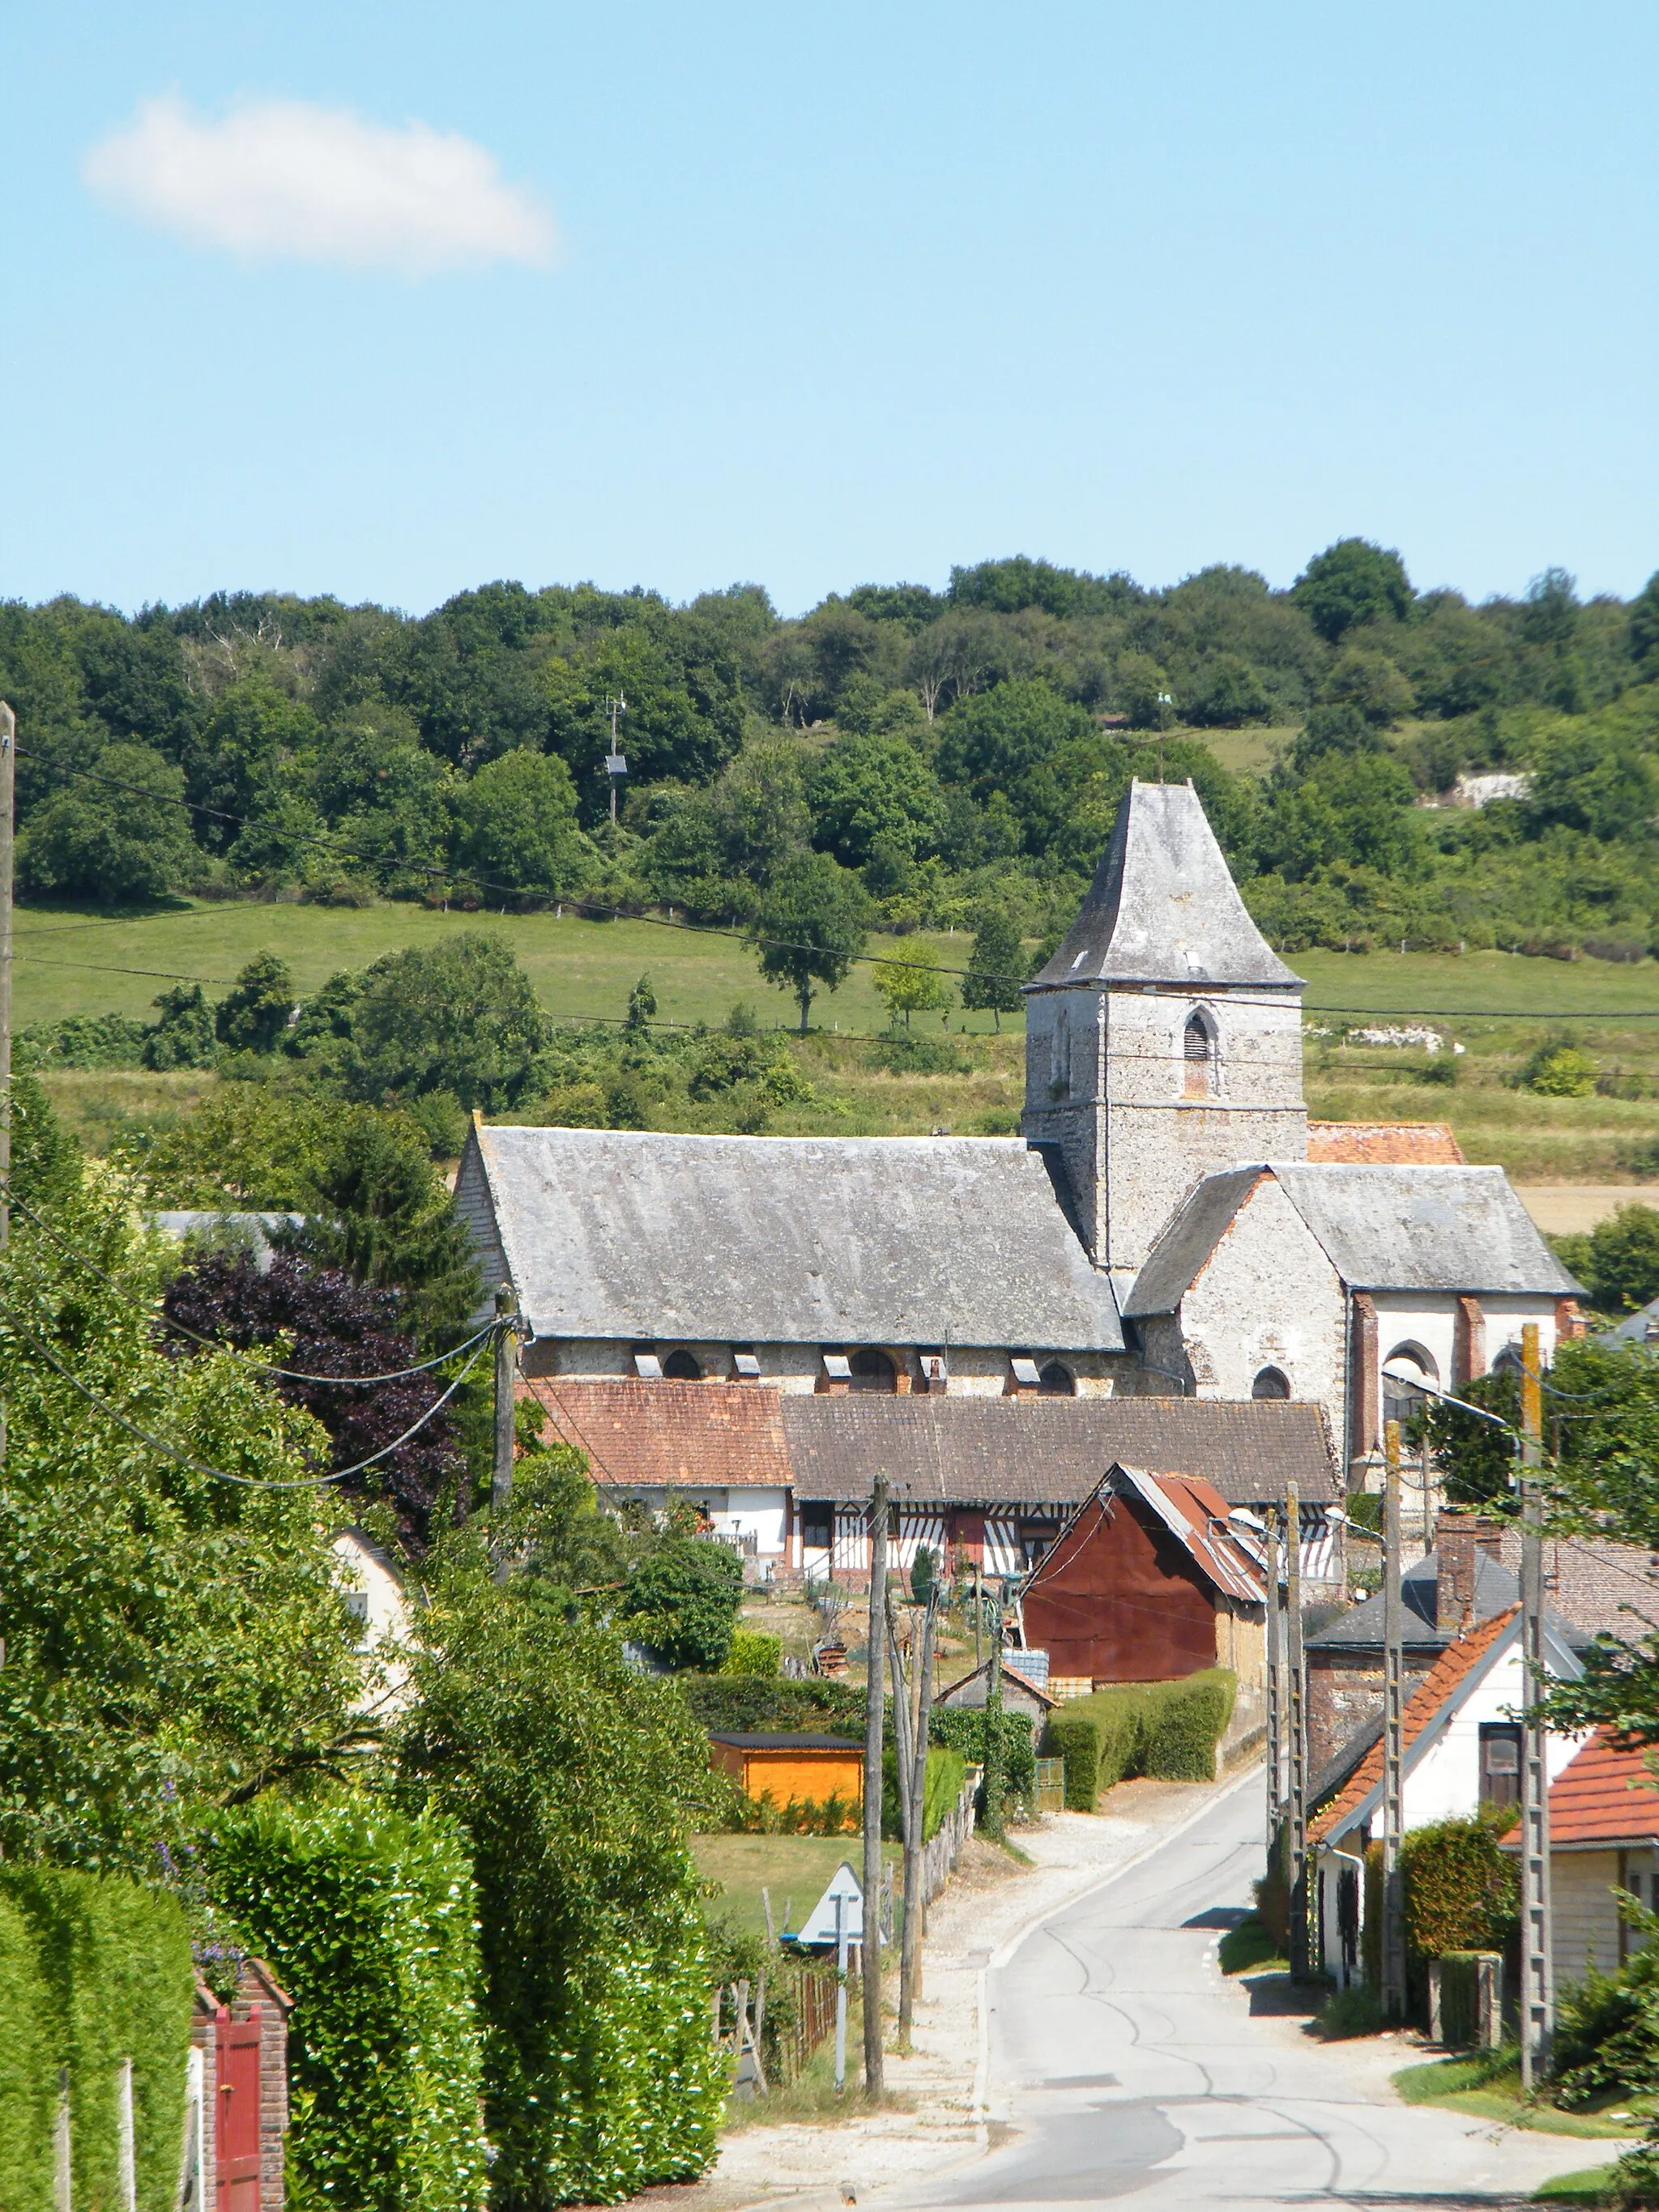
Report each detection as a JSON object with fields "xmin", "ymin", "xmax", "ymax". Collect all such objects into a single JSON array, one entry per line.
[
  {"xmin": 1027, "ymin": 780, "xmax": 1303, "ymax": 992},
  {"xmin": 1305, "ymin": 1121, "xmax": 1465, "ymax": 1166},
  {"xmin": 1125, "ymin": 1161, "xmax": 1580, "ymax": 1315},
  {"xmin": 462, "ymin": 1126, "xmax": 1124, "ymax": 1350}
]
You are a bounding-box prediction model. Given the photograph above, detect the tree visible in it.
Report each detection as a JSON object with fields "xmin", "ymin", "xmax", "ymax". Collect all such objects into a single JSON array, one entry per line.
[
  {"xmin": 163, "ymin": 1250, "xmax": 467, "ymax": 1548},
  {"xmin": 450, "ymin": 747, "xmax": 595, "ymax": 897},
  {"xmin": 934, "ymin": 679, "xmax": 1096, "ymax": 808},
  {"xmin": 807, "ymin": 731, "xmax": 946, "ymax": 868},
  {"xmin": 215, "ymin": 953, "xmax": 296, "ymax": 1054},
  {"xmin": 625, "ymin": 974, "xmax": 657, "ymax": 1034},
  {"xmin": 1552, "ymin": 1204, "xmax": 1659, "ymax": 1313},
  {"xmin": 619, "ymin": 1535, "xmax": 745, "ymax": 1669},
  {"xmin": 298, "ymin": 1110, "xmax": 483, "ymax": 1346},
  {"xmin": 1630, "ymin": 571, "xmax": 1659, "ymax": 675},
  {"xmin": 872, "ymin": 953, "xmax": 952, "ymax": 1033},
  {"xmin": 960, "ymin": 905, "xmax": 1026, "ymax": 1029},
  {"xmin": 1323, "ymin": 648, "xmax": 1416, "ymax": 727},
  {"xmin": 0, "ymin": 1145, "xmax": 359, "ymax": 1869},
  {"xmin": 746, "ymin": 853, "xmax": 868, "ymax": 1033},
  {"xmin": 142, "ymin": 982, "xmax": 217, "ymax": 1071},
  {"xmin": 1291, "ymin": 539, "xmax": 1414, "ymax": 641},
  {"xmin": 1180, "ymin": 653, "xmax": 1273, "ymax": 728},
  {"xmin": 19, "ymin": 741, "xmax": 198, "ymax": 903},
  {"xmin": 345, "ymin": 935, "xmax": 550, "ymax": 1110}
]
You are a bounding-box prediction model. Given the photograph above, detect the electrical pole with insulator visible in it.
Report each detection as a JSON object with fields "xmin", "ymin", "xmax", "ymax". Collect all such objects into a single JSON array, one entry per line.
[
  {"xmin": 862, "ymin": 1473, "xmax": 889, "ymax": 2095},
  {"xmin": 603, "ymin": 694, "xmax": 628, "ymax": 826},
  {"xmin": 1265, "ymin": 1505, "xmax": 1284, "ymax": 1856},
  {"xmin": 1286, "ymin": 1481, "xmax": 1308, "ymax": 1976},
  {"xmin": 1519, "ymin": 1319, "xmax": 1554, "ymax": 2090},
  {"xmin": 493, "ymin": 1281, "xmax": 518, "ymax": 1520},
  {"xmin": 1381, "ymin": 1416, "xmax": 1407, "ymax": 2019}
]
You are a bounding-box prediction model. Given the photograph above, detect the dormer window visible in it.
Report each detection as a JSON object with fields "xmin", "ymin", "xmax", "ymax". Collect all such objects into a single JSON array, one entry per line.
[{"xmin": 1183, "ymin": 1008, "xmax": 1218, "ymax": 1099}]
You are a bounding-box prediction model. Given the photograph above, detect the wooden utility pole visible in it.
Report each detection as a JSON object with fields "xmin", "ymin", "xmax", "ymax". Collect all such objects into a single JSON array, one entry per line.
[
  {"xmin": 899, "ymin": 1586, "xmax": 939, "ymax": 2043},
  {"xmin": 1519, "ymin": 1319, "xmax": 1554, "ymax": 2091},
  {"xmin": 1286, "ymin": 1483, "xmax": 1307, "ymax": 1976},
  {"xmin": 862, "ymin": 1474, "xmax": 889, "ymax": 2095},
  {"xmin": 1381, "ymin": 1418, "xmax": 1407, "ymax": 2020},
  {"xmin": 492, "ymin": 1281, "xmax": 518, "ymax": 1515},
  {"xmin": 0, "ymin": 701, "xmax": 14, "ymax": 1470},
  {"xmin": 1265, "ymin": 1506, "xmax": 1284, "ymax": 1852},
  {"xmin": 982, "ymin": 1588, "xmax": 1006, "ymax": 1843}
]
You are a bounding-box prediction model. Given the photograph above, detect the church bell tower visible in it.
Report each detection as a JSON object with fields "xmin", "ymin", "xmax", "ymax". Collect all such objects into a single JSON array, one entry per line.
[{"xmin": 1022, "ymin": 779, "xmax": 1308, "ymax": 1280}]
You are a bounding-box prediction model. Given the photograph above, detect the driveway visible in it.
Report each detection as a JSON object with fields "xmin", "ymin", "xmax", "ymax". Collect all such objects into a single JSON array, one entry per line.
[{"xmin": 893, "ymin": 1767, "xmax": 1623, "ymax": 2210}]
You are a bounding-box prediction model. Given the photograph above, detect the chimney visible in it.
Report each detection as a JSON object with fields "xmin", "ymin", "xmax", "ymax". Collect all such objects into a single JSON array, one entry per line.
[{"xmin": 1435, "ymin": 1510, "xmax": 1502, "ymax": 1631}]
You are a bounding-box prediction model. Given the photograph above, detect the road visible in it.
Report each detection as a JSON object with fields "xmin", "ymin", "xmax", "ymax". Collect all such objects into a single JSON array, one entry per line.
[{"xmin": 889, "ymin": 1769, "xmax": 1617, "ymax": 2210}]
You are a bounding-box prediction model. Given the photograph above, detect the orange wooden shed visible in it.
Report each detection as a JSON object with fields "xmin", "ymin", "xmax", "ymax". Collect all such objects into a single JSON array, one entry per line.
[{"xmin": 708, "ymin": 1732, "xmax": 864, "ymax": 1809}]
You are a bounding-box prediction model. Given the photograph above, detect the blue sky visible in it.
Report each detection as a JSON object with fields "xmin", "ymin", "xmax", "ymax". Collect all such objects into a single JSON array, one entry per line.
[{"xmin": 4, "ymin": 2, "xmax": 1656, "ymax": 616}]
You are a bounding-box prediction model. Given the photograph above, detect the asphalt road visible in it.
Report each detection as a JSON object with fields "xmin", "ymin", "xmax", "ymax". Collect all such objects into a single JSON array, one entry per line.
[{"xmin": 891, "ymin": 1768, "xmax": 1614, "ymax": 2210}]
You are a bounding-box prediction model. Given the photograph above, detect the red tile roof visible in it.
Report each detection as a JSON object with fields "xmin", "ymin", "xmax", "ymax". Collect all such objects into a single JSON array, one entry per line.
[
  {"xmin": 1306, "ymin": 1121, "xmax": 1466, "ymax": 1166},
  {"xmin": 1311, "ymin": 1604, "xmax": 1520, "ymax": 1843},
  {"xmin": 1543, "ymin": 1730, "xmax": 1659, "ymax": 1848},
  {"xmin": 520, "ymin": 1378, "xmax": 793, "ymax": 1490}
]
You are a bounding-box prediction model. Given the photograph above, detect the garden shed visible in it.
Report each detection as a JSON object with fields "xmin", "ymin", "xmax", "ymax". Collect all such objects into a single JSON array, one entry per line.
[{"xmin": 708, "ymin": 1731, "xmax": 863, "ymax": 1810}]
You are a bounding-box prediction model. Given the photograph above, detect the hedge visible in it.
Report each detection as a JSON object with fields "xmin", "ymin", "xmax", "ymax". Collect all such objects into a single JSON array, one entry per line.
[
  {"xmin": 1039, "ymin": 1671, "xmax": 1237, "ymax": 1809},
  {"xmin": 723, "ymin": 1630, "xmax": 783, "ymax": 1679},
  {"xmin": 0, "ymin": 1865, "xmax": 194, "ymax": 2212},
  {"xmin": 207, "ymin": 1796, "xmax": 488, "ymax": 2212},
  {"xmin": 676, "ymin": 1675, "xmax": 864, "ymax": 1734},
  {"xmin": 1360, "ymin": 1813, "xmax": 1518, "ymax": 2016},
  {"xmin": 882, "ymin": 1746, "xmax": 969, "ymax": 1842},
  {"xmin": 926, "ymin": 1706, "xmax": 1036, "ymax": 1818}
]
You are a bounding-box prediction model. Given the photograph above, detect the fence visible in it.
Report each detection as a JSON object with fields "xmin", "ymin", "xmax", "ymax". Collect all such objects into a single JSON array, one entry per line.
[
  {"xmin": 712, "ymin": 1962, "xmax": 841, "ymax": 2091},
  {"xmin": 918, "ymin": 1770, "xmax": 979, "ymax": 1909},
  {"xmin": 1033, "ymin": 1758, "xmax": 1066, "ymax": 1814}
]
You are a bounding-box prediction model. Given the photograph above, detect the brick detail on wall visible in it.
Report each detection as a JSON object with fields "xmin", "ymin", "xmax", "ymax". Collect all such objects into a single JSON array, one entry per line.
[
  {"xmin": 1452, "ymin": 1296, "xmax": 1486, "ymax": 1386},
  {"xmin": 1347, "ymin": 1293, "xmax": 1379, "ymax": 1477}
]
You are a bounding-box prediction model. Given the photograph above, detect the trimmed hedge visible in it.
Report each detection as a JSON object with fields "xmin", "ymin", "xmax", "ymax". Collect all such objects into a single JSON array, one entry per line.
[
  {"xmin": 882, "ymin": 1746, "xmax": 969, "ymax": 1842},
  {"xmin": 1360, "ymin": 1813, "xmax": 1518, "ymax": 2016},
  {"xmin": 0, "ymin": 1866, "xmax": 194, "ymax": 2212},
  {"xmin": 207, "ymin": 1796, "xmax": 488, "ymax": 2212},
  {"xmin": 927, "ymin": 1706, "xmax": 1036, "ymax": 1817},
  {"xmin": 676, "ymin": 1675, "xmax": 864, "ymax": 1734},
  {"xmin": 1039, "ymin": 1671, "xmax": 1237, "ymax": 1809}
]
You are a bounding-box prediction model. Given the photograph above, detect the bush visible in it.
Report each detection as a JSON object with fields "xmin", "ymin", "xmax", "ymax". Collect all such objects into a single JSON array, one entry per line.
[
  {"xmin": 676, "ymin": 1676, "xmax": 866, "ymax": 1736},
  {"xmin": 1360, "ymin": 1813, "xmax": 1518, "ymax": 2016},
  {"xmin": 16, "ymin": 1012, "xmax": 148, "ymax": 1070},
  {"xmin": 723, "ymin": 1629, "xmax": 782, "ymax": 1678},
  {"xmin": 0, "ymin": 1865, "xmax": 194, "ymax": 2212},
  {"xmin": 1520, "ymin": 1038, "xmax": 1599, "ymax": 1097},
  {"xmin": 206, "ymin": 1796, "xmax": 488, "ymax": 2212},
  {"xmin": 621, "ymin": 1537, "xmax": 746, "ymax": 1671},
  {"xmin": 1555, "ymin": 1898, "xmax": 1659, "ymax": 2108},
  {"xmin": 882, "ymin": 1746, "xmax": 968, "ymax": 1841},
  {"xmin": 928, "ymin": 1705, "xmax": 1036, "ymax": 1818},
  {"xmin": 1039, "ymin": 1671, "xmax": 1238, "ymax": 1807}
]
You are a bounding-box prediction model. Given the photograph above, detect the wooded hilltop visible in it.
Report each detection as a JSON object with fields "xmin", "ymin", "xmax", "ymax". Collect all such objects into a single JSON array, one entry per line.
[{"xmin": 7, "ymin": 539, "xmax": 1659, "ymax": 962}]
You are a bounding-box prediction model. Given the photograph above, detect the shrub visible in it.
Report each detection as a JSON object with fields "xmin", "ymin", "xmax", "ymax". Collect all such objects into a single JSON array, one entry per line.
[
  {"xmin": 1360, "ymin": 1813, "xmax": 1519, "ymax": 2018},
  {"xmin": 882, "ymin": 1746, "xmax": 968, "ymax": 1841},
  {"xmin": 1519, "ymin": 1038, "xmax": 1598, "ymax": 1097},
  {"xmin": 723, "ymin": 1629, "xmax": 782, "ymax": 1678},
  {"xmin": 1555, "ymin": 1897, "xmax": 1659, "ymax": 2108},
  {"xmin": 206, "ymin": 1796, "xmax": 488, "ymax": 2212},
  {"xmin": 621, "ymin": 1538, "xmax": 746, "ymax": 1671},
  {"xmin": 0, "ymin": 1865, "xmax": 194, "ymax": 2212},
  {"xmin": 1039, "ymin": 1671, "xmax": 1239, "ymax": 1807},
  {"xmin": 927, "ymin": 1705, "xmax": 1036, "ymax": 1818},
  {"xmin": 676, "ymin": 1676, "xmax": 866, "ymax": 1736}
]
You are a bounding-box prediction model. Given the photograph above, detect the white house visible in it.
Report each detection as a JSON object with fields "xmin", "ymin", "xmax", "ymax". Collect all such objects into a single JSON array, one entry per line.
[{"xmin": 331, "ymin": 1526, "xmax": 416, "ymax": 1714}]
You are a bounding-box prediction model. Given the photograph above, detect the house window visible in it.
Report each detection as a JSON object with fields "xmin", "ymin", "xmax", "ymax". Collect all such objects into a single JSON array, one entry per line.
[
  {"xmin": 1183, "ymin": 1009, "xmax": 1217, "ymax": 1099},
  {"xmin": 800, "ymin": 1503, "xmax": 833, "ymax": 1551},
  {"xmin": 662, "ymin": 1349, "xmax": 703, "ymax": 1380},
  {"xmin": 1252, "ymin": 1366, "xmax": 1290, "ymax": 1400},
  {"xmin": 850, "ymin": 1349, "xmax": 897, "ymax": 1392},
  {"xmin": 1479, "ymin": 1722, "xmax": 1523, "ymax": 1808},
  {"xmin": 1383, "ymin": 1341, "xmax": 1437, "ymax": 1433},
  {"xmin": 1038, "ymin": 1361, "xmax": 1076, "ymax": 1396}
]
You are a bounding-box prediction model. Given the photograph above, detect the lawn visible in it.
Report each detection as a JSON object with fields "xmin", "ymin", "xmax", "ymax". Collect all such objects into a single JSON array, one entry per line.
[
  {"xmin": 1533, "ymin": 2166, "xmax": 1623, "ymax": 2203},
  {"xmin": 1392, "ymin": 2053, "xmax": 1650, "ymax": 2142},
  {"xmin": 692, "ymin": 1834, "xmax": 900, "ymax": 1943}
]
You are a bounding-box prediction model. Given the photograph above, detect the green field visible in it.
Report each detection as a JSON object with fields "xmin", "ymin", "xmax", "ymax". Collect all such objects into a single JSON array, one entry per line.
[
  {"xmin": 19, "ymin": 897, "xmax": 1659, "ymax": 1183},
  {"xmin": 691, "ymin": 1834, "xmax": 899, "ymax": 1941}
]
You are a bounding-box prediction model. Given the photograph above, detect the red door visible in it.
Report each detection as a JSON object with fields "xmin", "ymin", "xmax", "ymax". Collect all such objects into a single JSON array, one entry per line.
[{"xmin": 217, "ymin": 2006, "xmax": 262, "ymax": 2212}]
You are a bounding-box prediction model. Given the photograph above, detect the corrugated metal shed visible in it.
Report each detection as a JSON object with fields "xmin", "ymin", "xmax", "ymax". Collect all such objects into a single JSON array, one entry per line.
[
  {"xmin": 1127, "ymin": 1161, "xmax": 1580, "ymax": 1315},
  {"xmin": 460, "ymin": 1124, "xmax": 1124, "ymax": 1350},
  {"xmin": 1027, "ymin": 781, "xmax": 1303, "ymax": 992},
  {"xmin": 778, "ymin": 1394, "xmax": 1338, "ymax": 1505},
  {"xmin": 1112, "ymin": 1466, "xmax": 1267, "ymax": 1603}
]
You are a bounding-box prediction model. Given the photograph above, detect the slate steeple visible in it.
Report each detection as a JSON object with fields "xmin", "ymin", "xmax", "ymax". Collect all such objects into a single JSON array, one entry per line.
[{"xmin": 1022, "ymin": 779, "xmax": 1307, "ymax": 1276}]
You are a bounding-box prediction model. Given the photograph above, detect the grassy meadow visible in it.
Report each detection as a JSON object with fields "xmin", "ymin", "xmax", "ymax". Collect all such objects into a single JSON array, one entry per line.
[{"xmin": 19, "ymin": 896, "xmax": 1659, "ymax": 1185}]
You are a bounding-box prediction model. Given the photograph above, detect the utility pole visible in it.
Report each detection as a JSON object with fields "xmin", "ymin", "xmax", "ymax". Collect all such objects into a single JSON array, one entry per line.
[
  {"xmin": 492, "ymin": 1281, "xmax": 518, "ymax": 1515},
  {"xmin": 982, "ymin": 1588, "xmax": 1006, "ymax": 1843},
  {"xmin": 603, "ymin": 695, "xmax": 628, "ymax": 826},
  {"xmin": 1519, "ymin": 1319, "xmax": 1554, "ymax": 2091},
  {"xmin": 1381, "ymin": 1417, "xmax": 1407, "ymax": 2020},
  {"xmin": 1265, "ymin": 1506, "xmax": 1284, "ymax": 1853},
  {"xmin": 0, "ymin": 701, "xmax": 14, "ymax": 1473},
  {"xmin": 899, "ymin": 1585, "xmax": 939, "ymax": 2044},
  {"xmin": 1286, "ymin": 1483, "xmax": 1307, "ymax": 1976},
  {"xmin": 862, "ymin": 1474, "xmax": 889, "ymax": 2096}
]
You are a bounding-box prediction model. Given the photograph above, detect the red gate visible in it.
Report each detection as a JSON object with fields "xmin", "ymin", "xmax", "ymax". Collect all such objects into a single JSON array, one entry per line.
[{"xmin": 216, "ymin": 2005, "xmax": 263, "ymax": 2212}]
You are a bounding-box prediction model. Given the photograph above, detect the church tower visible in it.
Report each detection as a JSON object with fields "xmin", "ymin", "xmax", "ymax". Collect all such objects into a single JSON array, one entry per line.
[{"xmin": 1022, "ymin": 779, "xmax": 1307, "ymax": 1279}]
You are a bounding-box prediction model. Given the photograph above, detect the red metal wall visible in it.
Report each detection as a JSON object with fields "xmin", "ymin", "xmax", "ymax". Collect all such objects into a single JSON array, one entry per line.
[{"xmin": 1021, "ymin": 1494, "xmax": 1218, "ymax": 1683}]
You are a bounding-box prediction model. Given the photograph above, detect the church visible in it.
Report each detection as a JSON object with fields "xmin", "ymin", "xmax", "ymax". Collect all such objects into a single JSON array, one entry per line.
[{"xmin": 457, "ymin": 778, "xmax": 1579, "ymax": 1525}]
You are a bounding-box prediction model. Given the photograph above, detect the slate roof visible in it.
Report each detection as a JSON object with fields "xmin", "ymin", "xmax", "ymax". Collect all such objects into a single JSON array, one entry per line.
[
  {"xmin": 1305, "ymin": 1546, "xmax": 1524, "ymax": 1654},
  {"xmin": 1027, "ymin": 780, "xmax": 1303, "ymax": 993},
  {"xmin": 1311, "ymin": 1606, "xmax": 1521, "ymax": 1844},
  {"xmin": 1305, "ymin": 1122, "xmax": 1465, "ymax": 1166},
  {"xmin": 1606, "ymin": 1298, "xmax": 1659, "ymax": 1349},
  {"xmin": 1493, "ymin": 1528, "xmax": 1659, "ymax": 1647},
  {"xmin": 462, "ymin": 1126, "xmax": 1123, "ymax": 1351},
  {"xmin": 1529, "ymin": 1730, "xmax": 1659, "ymax": 1849},
  {"xmin": 1126, "ymin": 1161, "xmax": 1580, "ymax": 1315},
  {"xmin": 521, "ymin": 1378, "xmax": 794, "ymax": 1490},
  {"xmin": 778, "ymin": 1394, "xmax": 1339, "ymax": 1506}
]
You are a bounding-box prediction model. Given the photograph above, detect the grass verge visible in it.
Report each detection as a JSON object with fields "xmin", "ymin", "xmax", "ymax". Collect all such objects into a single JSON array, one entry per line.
[
  {"xmin": 1534, "ymin": 2166, "xmax": 1623, "ymax": 2204},
  {"xmin": 692, "ymin": 1834, "xmax": 900, "ymax": 1942},
  {"xmin": 1393, "ymin": 2053, "xmax": 1649, "ymax": 2139},
  {"xmin": 1218, "ymin": 1914, "xmax": 1287, "ymax": 1976}
]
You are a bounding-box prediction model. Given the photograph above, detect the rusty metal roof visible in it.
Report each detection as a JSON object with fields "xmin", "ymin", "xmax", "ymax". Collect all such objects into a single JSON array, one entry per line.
[{"xmin": 1112, "ymin": 1465, "xmax": 1268, "ymax": 1603}]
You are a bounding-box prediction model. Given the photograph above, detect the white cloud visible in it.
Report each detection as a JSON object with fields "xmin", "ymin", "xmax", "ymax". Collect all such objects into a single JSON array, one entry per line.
[{"xmin": 83, "ymin": 94, "xmax": 556, "ymax": 275}]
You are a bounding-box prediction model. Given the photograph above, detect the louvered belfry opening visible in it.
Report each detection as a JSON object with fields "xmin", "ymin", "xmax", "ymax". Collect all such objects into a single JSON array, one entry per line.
[{"xmin": 1183, "ymin": 1010, "xmax": 1215, "ymax": 1099}]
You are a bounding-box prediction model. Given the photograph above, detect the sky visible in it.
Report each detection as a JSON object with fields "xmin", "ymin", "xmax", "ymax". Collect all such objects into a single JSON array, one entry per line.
[{"xmin": 3, "ymin": 2, "xmax": 1657, "ymax": 617}]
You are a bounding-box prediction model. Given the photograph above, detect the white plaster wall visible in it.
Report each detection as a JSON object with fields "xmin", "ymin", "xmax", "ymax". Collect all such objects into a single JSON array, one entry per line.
[
  {"xmin": 1370, "ymin": 1293, "xmax": 1564, "ymax": 1403},
  {"xmin": 1405, "ymin": 1642, "xmax": 1584, "ymax": 1831},
  {"xmin": 331, "ymin": 1532, "xmax": 414, "ymax": 1712},
  {"xmin": 1173, "ymin": 1177, "xmax": 1347, "ymax": 1434},
  {"xmin": 707, "ymin": 1487, "xmax": 789, "ymax": 1554}
]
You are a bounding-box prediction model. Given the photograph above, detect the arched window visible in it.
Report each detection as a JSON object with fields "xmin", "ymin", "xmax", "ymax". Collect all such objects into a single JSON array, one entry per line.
[
  {"xmin": 1038, "ymin": 1360, "xmax": 1077, "ymax": 1396},
  {"xmin": 850, "ymin": 1349, "xmax": 897, "ymax": 1393},
  {"xmin": 1252, "ymin": 1366, "xmax": 1290, "ymax": 1400},
  {"xmin": 662, "ymin": 1349, "xmax": 702, "ymax": 1381},
  {"xmin": 1383, "ymin": 1341, "xmax": 1437, "ymax": 1433},
  {"xmin": 1183, "ymin": 1008, "xmax": 1217, "ymax": 1099}
]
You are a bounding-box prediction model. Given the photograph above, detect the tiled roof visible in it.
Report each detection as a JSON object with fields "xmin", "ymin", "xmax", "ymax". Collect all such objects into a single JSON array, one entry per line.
[
  {"xmin": 1307, "ymin": 1548, "xmax": 1519, "ymax": 1651},
  {"xmin": 778, "ymin": 1393, "xmax": 1340, "ymax": 1507},
  {"xmin": 1311, "ymin": 1605, "xmax": 1520, "ymax": 1844},
  {"xmin": 1538, "ymin": 1730, "xmax": 1659, "ymax": 1848},
  {"xmin": 521, "ymin": 1378, "xmax": 793, "ymax": 1490},
  {"xmin": 1494, "ymin": 1529, "xmax": 1659, "ymax": 1648},
  {"xmin": 1306, "ymin": 1123, "xmax": 1465, "ymax": 1166}
]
